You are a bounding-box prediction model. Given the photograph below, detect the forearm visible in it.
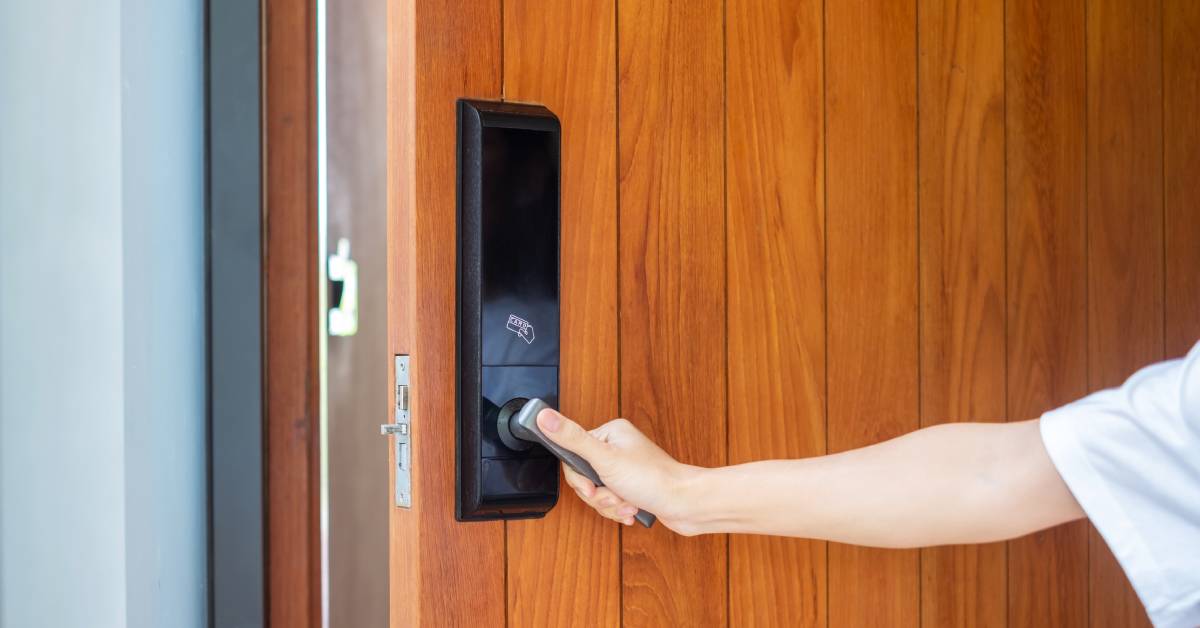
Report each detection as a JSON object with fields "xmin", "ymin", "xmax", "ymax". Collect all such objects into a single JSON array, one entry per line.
[{"xmin": 675, "ymin": 420, "xmax": 1085, "ymax": 547}]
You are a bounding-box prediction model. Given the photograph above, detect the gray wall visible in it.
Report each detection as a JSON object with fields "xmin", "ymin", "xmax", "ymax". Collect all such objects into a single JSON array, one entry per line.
[{"xmin": 0, "ymin": 1, "xmax": 207, "ymax": 627}]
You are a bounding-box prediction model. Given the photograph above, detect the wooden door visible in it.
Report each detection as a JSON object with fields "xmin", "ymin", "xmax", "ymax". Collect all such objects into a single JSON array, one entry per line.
[{"xmin": 384, "ymin": 1, "xmax": 1200, "ymax": 626}]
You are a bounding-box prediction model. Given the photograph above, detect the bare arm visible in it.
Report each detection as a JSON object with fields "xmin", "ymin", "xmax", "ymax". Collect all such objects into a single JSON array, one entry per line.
[{"xmin": 536, "ymin": 411, "xmax": 1085, "ymax": 547}]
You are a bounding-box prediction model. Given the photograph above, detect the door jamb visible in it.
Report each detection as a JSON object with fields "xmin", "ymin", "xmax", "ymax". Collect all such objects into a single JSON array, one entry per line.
[{"xmin": 262, "ymin": 0, "xmax": 321, "ymax": 626}]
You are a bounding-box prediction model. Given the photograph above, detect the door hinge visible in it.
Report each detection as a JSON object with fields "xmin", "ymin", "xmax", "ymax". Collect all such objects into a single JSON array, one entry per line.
[{"xmin": 380, "ymin": 355, "xmax": 411, "ymax": 508}]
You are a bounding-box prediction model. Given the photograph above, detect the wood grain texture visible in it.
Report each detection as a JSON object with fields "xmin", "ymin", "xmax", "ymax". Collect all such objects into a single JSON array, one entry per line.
[
  {"xmin": 917, "ymin": 0, "xmax": 1007, "ymax": 625},
  {"xmin": 388, "ymin": 1, "xmax": 505, "ymax": 626},
  {"xmin": 382, "ymin": 0, "xmax": 1196, "ymax": 623},
  {"xmin": 1165, "ymin": 0, "xmax": 1200, "ymax": 358},
  {"xmin": 264, "ymin": 0, "xmax": 321, "ymax": 625},
  {"xmin": 1005, "ymin": 0, "xmax": 1089, "ymax": 625},
  {"xmin": 617, "ymin": 0, "xmax": 726, "ymax": 625},
  {"xmin": 503, "ymin": 1, "xmax": 622, "ymax": 626},
  {"xmin": 1085, "ymin": 1, "xmax": 1162, "ymax": 625},
  {"xmin": 726, "ymin": 0, "xmax": 827, "ymax": 625},
  {"xmin": 386, "ymin": 0, "xmax": 417, "ymax": 625},
  {"xmin": 825, "ymin": 0, "xmax": 920, "ymax": 625},
  {"xmin": 413, "ymin": 0, "xmax": 503, "ymax": 622}
]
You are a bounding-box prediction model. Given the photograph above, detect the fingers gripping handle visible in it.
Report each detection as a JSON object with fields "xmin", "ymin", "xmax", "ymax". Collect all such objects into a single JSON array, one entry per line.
[{"xmin": 509, "ymin": 398, "xmax": 657, "ymax": 528}]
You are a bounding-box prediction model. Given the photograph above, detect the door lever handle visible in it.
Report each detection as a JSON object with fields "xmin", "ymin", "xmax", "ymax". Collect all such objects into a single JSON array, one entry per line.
[{"xmin": 508, "ymin": 398, "xmax": 657, "ymax": 528}]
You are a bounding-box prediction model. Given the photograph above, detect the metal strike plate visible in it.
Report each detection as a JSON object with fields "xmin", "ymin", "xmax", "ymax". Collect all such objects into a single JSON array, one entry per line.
[{"xmin": 380, "ymin": 355, "xmax": 412, "ymax": 508}]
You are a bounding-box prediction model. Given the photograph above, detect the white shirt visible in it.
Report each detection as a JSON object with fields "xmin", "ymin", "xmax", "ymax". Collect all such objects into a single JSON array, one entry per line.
[{"xmin": 1041, "ymin": 340, "xmax": 1200, "ymax": 628}]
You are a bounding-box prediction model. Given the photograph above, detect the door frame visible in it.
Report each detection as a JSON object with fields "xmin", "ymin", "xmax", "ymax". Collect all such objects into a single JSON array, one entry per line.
[
  {"xmin": 211, "ymin": 1, "xmax": 360, "ymax": 626},
  {"xmin": 262, "ymin": 0, "xmax": 321, "ymax": 626}
]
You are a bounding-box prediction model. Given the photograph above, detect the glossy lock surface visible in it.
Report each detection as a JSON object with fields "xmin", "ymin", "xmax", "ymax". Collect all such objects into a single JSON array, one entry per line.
[{"xmin": 456, "ymin": 99, "xmax": 562, "ymax": 520}]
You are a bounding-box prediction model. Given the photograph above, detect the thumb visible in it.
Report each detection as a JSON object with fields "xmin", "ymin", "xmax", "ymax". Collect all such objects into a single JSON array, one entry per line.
[{"xmin": 536, "ymin": 409, "xmax": 611, "ymax": 466}]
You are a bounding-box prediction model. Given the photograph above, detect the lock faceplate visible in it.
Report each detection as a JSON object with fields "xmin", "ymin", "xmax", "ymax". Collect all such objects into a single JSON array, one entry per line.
[{"xmin": 380, "ymin": 355, "xmax": 412, "ymax": 508}]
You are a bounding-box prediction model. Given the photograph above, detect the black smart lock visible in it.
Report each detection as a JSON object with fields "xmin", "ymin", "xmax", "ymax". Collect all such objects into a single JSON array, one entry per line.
[
  {"xmin": 455, "ymin": 99, "xmax": 562, "ymax": 520},
  {"xmin": 455, "ymin": 99, "xmax": 657, "ymax": 527}
]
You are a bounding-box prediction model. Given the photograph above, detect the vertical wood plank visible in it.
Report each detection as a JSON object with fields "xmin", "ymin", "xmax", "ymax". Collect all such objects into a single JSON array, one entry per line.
[
  {"xmin": 825, "ymin": 0, "xmax": 920, "ymax": 625},
  {"xmin": 385, "ymin": 0, "xmax": 416, "ymax": 623},
  {"xmin": 264, "ymin": 0, "xmax": 321, "ymax": 625},
  {"xmin": 1165, "ymin": 0, "xmax": 1200, "ymax": 357},
  {"xmin": 503, "ymin": 1, "xmax": 621, "ymax": 626},
  {"xmin": 916, "ymin": 0, "xmax": 1007, "ymax": 625},
  {"xmin": 617, "ymin": 0, "xmax": 727, "ymax": 625},
  {"xmin": 1086, "ymin": 1, "xmax": 1162, "ymax": 625},
  {"xmin": 387, "ymin": 0, "xmax": 505, "ymax": 626},
  {"xmin": 726, "ymin": 0, "xmax": 827, "ymax": 625},
  {"xmin": 411, "ymin": 0, "xmax": 504, "ymax": 621},
  {"xmin": 1005, "ymin": 0, "xmax": 1089, "ymax": 625}
]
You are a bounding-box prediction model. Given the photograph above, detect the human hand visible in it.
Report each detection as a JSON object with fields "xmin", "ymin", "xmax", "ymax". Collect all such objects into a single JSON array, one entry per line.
[{"xmin": 535, "ymin": 409, "xmax": 701, "ymax": 533}]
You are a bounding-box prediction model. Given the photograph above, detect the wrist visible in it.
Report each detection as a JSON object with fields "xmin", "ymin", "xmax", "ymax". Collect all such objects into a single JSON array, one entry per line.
[{"xmin": 665, "ymin": 463, "xmax": 721, "ymax": 535}]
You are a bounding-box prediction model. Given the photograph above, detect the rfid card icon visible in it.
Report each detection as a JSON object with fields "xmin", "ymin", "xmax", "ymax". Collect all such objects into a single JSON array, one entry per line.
[{"xmin": 506, "ymin": 314, "xmax": 535, "ymax": 344}]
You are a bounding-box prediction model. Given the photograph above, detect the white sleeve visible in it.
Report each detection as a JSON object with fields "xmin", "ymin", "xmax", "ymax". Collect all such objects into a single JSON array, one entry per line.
[{"xmin": 1039, "ymin": 341, "xmax": 1200, "ymax": 628}]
